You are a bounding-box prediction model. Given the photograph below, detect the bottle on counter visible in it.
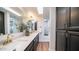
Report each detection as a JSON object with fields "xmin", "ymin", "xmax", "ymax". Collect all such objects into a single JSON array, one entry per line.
[{"xmin": 25, "ymin": 25, "xmax": 30, "ymax": 36}]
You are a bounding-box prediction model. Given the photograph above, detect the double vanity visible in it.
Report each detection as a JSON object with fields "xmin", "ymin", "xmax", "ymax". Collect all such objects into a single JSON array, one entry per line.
[
  {"xmin": 0, "ymin": 31, "xmax": 39, "ymax": 51},
  {"xmin": 0, "ymin": 7, "xmax": 40, "ymax": 51}
]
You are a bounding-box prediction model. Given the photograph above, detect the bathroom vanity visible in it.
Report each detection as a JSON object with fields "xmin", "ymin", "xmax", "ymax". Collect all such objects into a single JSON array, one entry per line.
[
  {"xmin": 0, "ymin": 7, "xmax": 39, "ymax": 51},
  {"xmin": 0, "ymin": 31, "xmax": 39, "ymax": 51},
  {"xmin": 24, "ymin": 32, "xmax": 39, "ymax": 51}
]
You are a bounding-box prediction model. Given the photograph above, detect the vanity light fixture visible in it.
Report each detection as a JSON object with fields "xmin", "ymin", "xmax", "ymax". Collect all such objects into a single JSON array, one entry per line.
[
  {"xmin": 3, "ymin": 7, "xmax": 21, "ymax": 16},
  {"xmin": 37, "ymin": 7, "xmax": 43, "ymax": 14}
]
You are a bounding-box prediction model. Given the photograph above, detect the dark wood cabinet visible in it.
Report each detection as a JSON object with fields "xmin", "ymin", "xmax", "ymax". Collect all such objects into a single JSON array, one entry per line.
[
  {"xmin": 33, "ymin": 34, "xmax": 39, "ymax": 50},
  {"xmin": 67, "ymin": 31, "xmax": 79, "ymax": 51},
  {"xmin": 68, "ymin": 8, "xmax": 79, "ymax": 31},
  {"xmin": 24, "ymin": 41, "xmax": 34, "ymax": 51},
  {"xmin": 0, "ymin": 12, "xmax": 5, "ymax": 34},
  {"xmin": 56, "ymin": 7, "xmax": 68, "ymax": 30},
  {"xmin": 71, "ymin": 8, "xmax": 79, "ymax": 27},
  {"xmin": 56, "ymin": 7, "xmax": 79, "ymax": 30},
  {"xmin": 56, "ymin": 30, "xmax": 66, "ymax": 51},
  {"xmin": 24, "ymin": 33, "xmax": 39, "ymax": 51},
  {"xmin": 56, "ymin": 7, "xmax": 69, "ymax": 51},
  {"xmin": 56, "ymin": 7, "xmax": 79, "ymax": 51}
]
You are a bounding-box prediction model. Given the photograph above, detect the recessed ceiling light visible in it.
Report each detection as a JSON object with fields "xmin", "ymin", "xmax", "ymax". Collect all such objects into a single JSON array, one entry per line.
[{"xmin": 37, "ymin": 7, "xmax": 43, "ymax": 14}]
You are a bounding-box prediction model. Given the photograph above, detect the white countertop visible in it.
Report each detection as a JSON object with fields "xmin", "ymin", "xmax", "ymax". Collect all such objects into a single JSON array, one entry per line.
[{"xmin": 0, "ymin": 31, "xmax": 39, "ymax": 51}]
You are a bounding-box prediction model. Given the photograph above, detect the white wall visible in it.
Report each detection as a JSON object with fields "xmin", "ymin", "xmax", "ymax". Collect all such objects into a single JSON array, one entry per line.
[
  {"xmin": 49, "ymin": 7, "xmax": 56, "ymax": 51},
  {"xmin": 5, "ymin": 11, "xmax": 10, "ymax": 34}
]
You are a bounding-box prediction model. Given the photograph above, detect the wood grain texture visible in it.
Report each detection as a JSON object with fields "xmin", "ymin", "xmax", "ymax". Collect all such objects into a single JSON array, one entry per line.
[{"xmin": 36, "ymin": 42, "xmax": 49, "ymax": 51}]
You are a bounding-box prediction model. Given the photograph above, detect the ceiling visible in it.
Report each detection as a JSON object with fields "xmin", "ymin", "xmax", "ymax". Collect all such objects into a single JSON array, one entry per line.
[
  {"xmin": 11, "ymin": 7, "xmax": 41, "ymax": 16},
  {"xmin": 10, "ymin": 7, "xmax": 23, "ymax": 15},
  {"xmin": 22, "ymin": 7, "xmax": 38, "ymax": 14},
  {"xmin": 10, "ymin": 7, "xmax": 50, "ymax": 20}
]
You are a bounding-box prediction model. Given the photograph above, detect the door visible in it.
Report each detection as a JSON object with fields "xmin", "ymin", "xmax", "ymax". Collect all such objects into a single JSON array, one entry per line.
[
  {"xmin": 56, "ymin": 30, "xmax": 66, "ymax": 51},
  {"xmin": 69, "ymin": 7, "xmax": 79, "ymax": 31},
  {"xmin": 0, "ymin": 12, "xmax": 5, "ymax": 34},
  {"xmin": 56, "ymin": 7, "xmax": 68, "ymax": 30},
  {"xmin": 67, "ymin": 31, "xmax": 79, "ymax": 51}
]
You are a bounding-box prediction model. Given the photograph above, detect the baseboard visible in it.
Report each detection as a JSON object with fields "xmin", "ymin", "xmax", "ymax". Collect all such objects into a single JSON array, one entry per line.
[
  {"xmin": 48, "ymin": 47, "xmax": 56, "ymax": 51},
  {"xmin": 49, "ymin": 48, "xmax": 52, "ymax": 51},
  {"xmin": 39, "ymin": 39, "xmax": 50, "ymax": 42}
]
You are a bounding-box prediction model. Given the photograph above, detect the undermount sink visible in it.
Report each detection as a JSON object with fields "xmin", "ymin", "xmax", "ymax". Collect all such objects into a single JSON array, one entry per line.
[{"xmin": 15, "ymin": 36, "xmax": 28, "ymax": 41}]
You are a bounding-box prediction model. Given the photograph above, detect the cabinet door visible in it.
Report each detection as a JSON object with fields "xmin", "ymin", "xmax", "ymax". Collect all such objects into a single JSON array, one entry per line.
[
  {"xmin": 0, "ymin": 12, "xmax": 5, "ymax": 34},
  {"xmin": 56, "ymin": 30, "xmax": 66, "ymax": 51},
  {"xmin": 68, "ymin": 32, "xmax": 79, "ymax": 51},
  {"xmin": 68, "ymin": 8, "xmax": 79, "ymax": 31},
  {"xmin": 24, "ymin": 41, "xmax": 34, "ymax": 51},
  {"xmin": 33, "ymin": 34, "xmax": 39, "ymax": 50},
  {"xmin": 56, "ymin": 7, "xmax": 68, "ymax": 30},
  {"xmin": 24, "ymin": 34, "xmax": 39, "ymax": 51},
  {"xmin": 70, "ymin": 8, "xmax": 79, "ymax": 27}
]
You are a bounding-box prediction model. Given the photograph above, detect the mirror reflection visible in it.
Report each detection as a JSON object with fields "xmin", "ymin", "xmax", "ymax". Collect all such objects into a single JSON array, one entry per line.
[{"xmin": 0, "ymin": 7, "xmax": 37, "ymax": 36}]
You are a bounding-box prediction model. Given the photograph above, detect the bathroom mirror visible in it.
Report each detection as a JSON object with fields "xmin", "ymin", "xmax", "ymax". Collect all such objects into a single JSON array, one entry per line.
[
  {"xmin": 0, "ymin": 7, "xmax": 37, "ymax": 35},
  {"xmin": 9, "ymin": 15, "xmax": 22, "ymax": 33},
  {"xmin": 0, "ymin": 7, "xmax": 22, "ymax": 35},
  {"xmin": 24, "ymin": 20, "xmax": 37, "ymax": 33}
]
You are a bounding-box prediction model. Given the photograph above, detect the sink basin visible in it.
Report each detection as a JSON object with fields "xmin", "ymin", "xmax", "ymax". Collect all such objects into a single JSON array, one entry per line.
[{"xmin": 15, "ymin": 36, "xmax": 28, "ymax": 41}]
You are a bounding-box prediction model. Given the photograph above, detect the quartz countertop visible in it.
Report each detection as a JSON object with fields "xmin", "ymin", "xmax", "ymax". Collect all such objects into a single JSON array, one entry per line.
[{"xmin": 0, "ymin": 31, "xmax": 39, "ymax": 51}]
